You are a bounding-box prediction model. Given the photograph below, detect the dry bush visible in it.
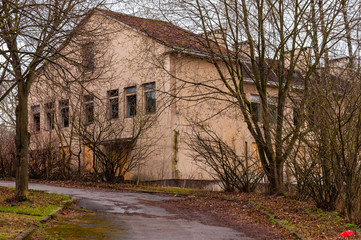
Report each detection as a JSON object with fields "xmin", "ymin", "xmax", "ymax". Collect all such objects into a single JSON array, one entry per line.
[
  {"xmin": 187, "ymin": 124, "xmax": 264, "ymax": 192},
  {"xmin": 0, "ymin": 129, "xmax": 15, "ymax": 178}
]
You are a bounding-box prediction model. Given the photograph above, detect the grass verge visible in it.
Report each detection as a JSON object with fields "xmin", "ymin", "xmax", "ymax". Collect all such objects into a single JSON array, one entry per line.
[{"xmin": 0, "ymin": 186, "xmax": 70, "ymax": 239}]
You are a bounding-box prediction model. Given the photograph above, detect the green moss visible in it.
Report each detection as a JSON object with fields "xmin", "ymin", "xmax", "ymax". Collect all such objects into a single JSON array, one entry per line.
[
  {"xmin": 40, "ymin": 214, "xmax": 124, "ymax": 240},
  {"xmin": 0, "ymin": 186, "xmax": 70, "ymax": 239},
  {"xmin": 172, "ymin": 130, "xmax": 179, "ymax": 179},
  {"xmin": 0, "ymin": 204, "xmax": 58, "ymax": 217},
  {"xmin": 147, "ymin": 186, "xmax": 197, "ymax": 195},
  {"xmin": 345, "ymin": 223, "xmax": 358, "ymax": 229},
  {"xmin": 269, "ymin": 216, "xmax": 277, "ymax": 225}
]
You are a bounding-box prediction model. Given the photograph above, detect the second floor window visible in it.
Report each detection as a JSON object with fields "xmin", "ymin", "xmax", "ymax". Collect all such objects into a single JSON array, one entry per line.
[
  {"xmin": 108, "ymin": 89, "xmax": 119, "ymax": 119},
  {"xmin": 59, "ymin": 99, "xmax": 69, "ymax": 128},
  {"xmin": 144, "ymin": 82, "xmax": 156, "ymax": 114},
  {"xmin": 251, "ymin": 95, "xmax": 261, "ymax": 122},
  {"xmin": 82, "ymin": 42, "xmax": 95, "ymax": 72},
  {"xmin": 268, "ymin": 97, "xmax": 278, "ymax": 124},
  {"xmin": 125, "ymin": 86, "xmax": 136, "ymax": 117},
  {"xmin": 32, "ymin": 105, "xmax": 40, "ymax": 132},
  {"xmin": 83, "ymin": 95, "xmax": 94, "ymax": 124},
  {"xmin": 45, "ymin": 102, "xmax": 55, "ymax": 131}
]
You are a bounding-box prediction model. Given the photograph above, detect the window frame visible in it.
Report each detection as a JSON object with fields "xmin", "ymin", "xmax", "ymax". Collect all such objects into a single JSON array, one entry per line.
[
  {"xmin": 108, "ymin": 89, "xmax": 119, "ymax": 119},
  {"xmin": 81, "ymin": 42, "xmax": 95, "ymax": 72},
  {"xmin": 44, "ymin": 102, "xmax": 55, "ymax": 131},
  {"xmin": 59, "ymin": 99, "xmax": 70, "ymax": 128},
  {"xmin": 268, "ymin": 97, "xmax": 278, "ymax": 124},
  {"xmin": 250, "ymin": 95, "xmax": 261, "ymax": 122},
  {"xmin": 250, "ymin": 95, "xmax": 278, "ymax": 124},
  {"xmin": 143, "ymin": 82, "xmax": 156, "ymax": 114},
  {"xmin": 125, "ymin": 86, "xmax": 137, "ymax": 118},
  {"xmin": 31, "ymin": 105, "xmax": 41, "ymax": 132},
  {"xmin": 83, "ymin": 94, "xmax": 94, "ymax": 125}
]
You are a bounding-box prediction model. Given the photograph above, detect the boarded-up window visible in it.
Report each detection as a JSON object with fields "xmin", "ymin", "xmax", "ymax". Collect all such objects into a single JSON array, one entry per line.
[
  {"xmin": 104, "ymin": 141, "xmax": 130, "ymax": 180},
  {"xmin": 83, "ymin": 145, "xmax": 94, "ymax": 171},
  {"xmin": 252, "ymin": 142, "xmax": 276, "ymax": 167},
  {"xmin": 252, "ymin": 143, "xmax": 261, "ymax": 167}
]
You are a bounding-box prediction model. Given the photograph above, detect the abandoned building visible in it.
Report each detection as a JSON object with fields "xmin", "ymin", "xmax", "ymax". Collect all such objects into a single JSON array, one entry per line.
[{"xmin": 28, "ymin": 8, "xmax": 316, "ymax": 185}]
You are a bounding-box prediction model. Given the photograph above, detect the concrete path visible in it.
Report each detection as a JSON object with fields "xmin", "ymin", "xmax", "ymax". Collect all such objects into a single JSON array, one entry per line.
[{"xmin": 0, "ymin": 181, "xmax": 252, "ymax": 240}]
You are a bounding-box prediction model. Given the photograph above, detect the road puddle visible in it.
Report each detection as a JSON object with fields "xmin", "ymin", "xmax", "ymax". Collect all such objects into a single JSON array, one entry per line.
[{"xmin": 43, "ymin": 214, "xmax": 125, "ymax": 239}]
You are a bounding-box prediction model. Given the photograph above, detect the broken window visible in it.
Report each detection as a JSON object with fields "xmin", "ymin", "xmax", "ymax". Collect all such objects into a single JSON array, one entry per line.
[
  {"xmin": 45, "ymin": 102, "xmax": 55, "ymax": 131},
  {"xmin": 125, "ymin": 86, "xmax": 136, "ymax": 117},
  {"xmin": 59, "ymin": 99, "xmax": 69, "ymax": 128},
  {"xmin": 108, "ymin": 89, "xmax": 119, "ymax": 119},
  {"xmin": 32, "ymin": 105, "xmax": 40, "ymax": 132},
  {"xmin": 83, "ymin": 95, "xmax": 94, "ymax": 124},
  {"xmin": 143, "ymin": 82, "xmax": 156, "ymax": 114}
]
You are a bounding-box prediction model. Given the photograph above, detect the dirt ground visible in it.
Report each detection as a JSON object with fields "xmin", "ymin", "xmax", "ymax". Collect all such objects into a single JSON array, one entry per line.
[{"xmin": 146, "ymin": 196, "xmax": 294, "ymax": 240}]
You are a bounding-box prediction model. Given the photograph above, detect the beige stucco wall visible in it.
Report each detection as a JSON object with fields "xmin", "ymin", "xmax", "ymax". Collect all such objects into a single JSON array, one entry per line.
[
  {"xmin": 29, "ymin": 12, "xmax": 176, "ymax": 180},
  {"xmin": 168, "ymin": 54, "xmax": 284, "ymax": 180},
  {"xmin": 28, "ymin": 12, "xmax": 292, "ymax": 182}
]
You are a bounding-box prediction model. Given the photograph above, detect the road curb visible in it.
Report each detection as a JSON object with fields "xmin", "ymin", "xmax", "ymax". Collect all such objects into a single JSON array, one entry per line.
[
  {"xmin": 216, "ymin": 197, "xmax": 309, "ymax": 240},
  {"xmin": 259, "ymin": 209, "xmax": 309, "ymax": 240},
  {"xmin": 15, "ymin": 199, "xmax": 73, "ymax": 240},
  {"xmin": 241, "ymin": 200, "xmax": 308, "ymax": 240}
]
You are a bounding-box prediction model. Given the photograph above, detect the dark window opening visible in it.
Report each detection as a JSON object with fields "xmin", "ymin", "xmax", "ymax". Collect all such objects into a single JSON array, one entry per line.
[
  {"xmin": 268, "ymin": 97, "xmax": 278, "ymax": 124},
  {"xmin": 126, "ymin": 87, "xmax": 136, "ymax": 117},
  {"xmin": 108, "ymin": 89, "xmax": 119, "ymax": 119},
  {"xmin": 83, "ymin": 95, "xmax": 94, "ymax": 124},
  {"xmin": 144, "ymin": 82, "xmax": 156, "ymax": 114},
  {"xmin": 32, "ymin": 105, "xmax": 40, "ymax": 132},
  {"xmin": 45, "ymin": 102, "xmax": 55, "ymax": 131},
  {"xmin": 82, "ymin": 42, "xmax": 95, "ymax": 72},
  {"xmin": 251, "ymin": 95, "xmax": 261, "ymax": 122},
  {"xmin": 59, "ymin": 99, "xmax": 69, "ymax": 128},
  {"xmin": 293, "ymin": 108, "xmax": 299, "ymax": 126}
]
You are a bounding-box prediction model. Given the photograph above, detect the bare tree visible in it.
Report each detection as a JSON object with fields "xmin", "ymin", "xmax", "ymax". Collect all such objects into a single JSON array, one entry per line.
[
  {"xmin": 142, "ymin": 0, "xmax": 361, "ymax": 194},
  {"xmin": 0, "ymin": 0, "xmax": 113, "ymax": 200},
  {"xmin": 72, "ymin": 98, "xmax": 159, "ymax": 183},
  {"xmin": 0, "ymin": 128, "xmax": 15, "ymax": 178}
]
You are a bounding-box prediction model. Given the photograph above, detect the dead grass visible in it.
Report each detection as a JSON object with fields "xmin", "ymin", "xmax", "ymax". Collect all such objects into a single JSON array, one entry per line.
[{"xmin": 180, "ymin": 191, "xmax": 361, "ymax": 240}]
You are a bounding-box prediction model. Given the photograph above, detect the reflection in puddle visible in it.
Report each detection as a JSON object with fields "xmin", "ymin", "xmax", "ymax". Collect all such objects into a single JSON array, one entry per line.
[{"xmin": 44, "ymin": 214, "xmax": 125, "ymax": 240}]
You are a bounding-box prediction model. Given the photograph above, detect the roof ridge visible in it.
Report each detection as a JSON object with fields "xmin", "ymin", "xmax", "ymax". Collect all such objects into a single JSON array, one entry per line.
[
  {"xmin": 95, "ymin": 8, "xmax": 199, "ymax": 37},
  {"xmin": 95, "ymin": 8, "xmax": 172, "ymax": 26}
]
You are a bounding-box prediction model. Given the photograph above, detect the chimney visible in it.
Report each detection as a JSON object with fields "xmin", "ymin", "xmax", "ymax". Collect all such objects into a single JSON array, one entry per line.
[
  {"xmin": 284, "ymin": 47, "xmax": 312, "ymax": 72},
  {"xmin": 201, "ymin": 29, "xmax": 226, "ymax": 48},
  {"xmin": 232, "ymin": 41, "xmax": 251, "ymax": 57}
]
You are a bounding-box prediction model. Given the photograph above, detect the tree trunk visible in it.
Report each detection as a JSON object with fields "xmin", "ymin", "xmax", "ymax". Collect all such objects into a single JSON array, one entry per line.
[
  {"xmin": 14, "ymin": 82, "xmax": 30, "ymax": 201},
  {"xmin": 267, "ymin": 160, "xmax": 285, "ymax": 195}
]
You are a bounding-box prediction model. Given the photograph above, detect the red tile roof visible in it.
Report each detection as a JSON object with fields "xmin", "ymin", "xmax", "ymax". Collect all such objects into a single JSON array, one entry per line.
[
  {"xmin": 94, "ymin": 9, "xmax": 305, "ymax": 85},
  {"xmin": 95, "ymin": 8, "xmax": 225, "ymax": 56}
]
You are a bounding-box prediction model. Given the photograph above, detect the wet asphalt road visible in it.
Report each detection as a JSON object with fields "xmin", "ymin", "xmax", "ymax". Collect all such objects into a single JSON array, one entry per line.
[{"xmin": 0, "ymin": 181, "xmax": 252, "ymax": 240}]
